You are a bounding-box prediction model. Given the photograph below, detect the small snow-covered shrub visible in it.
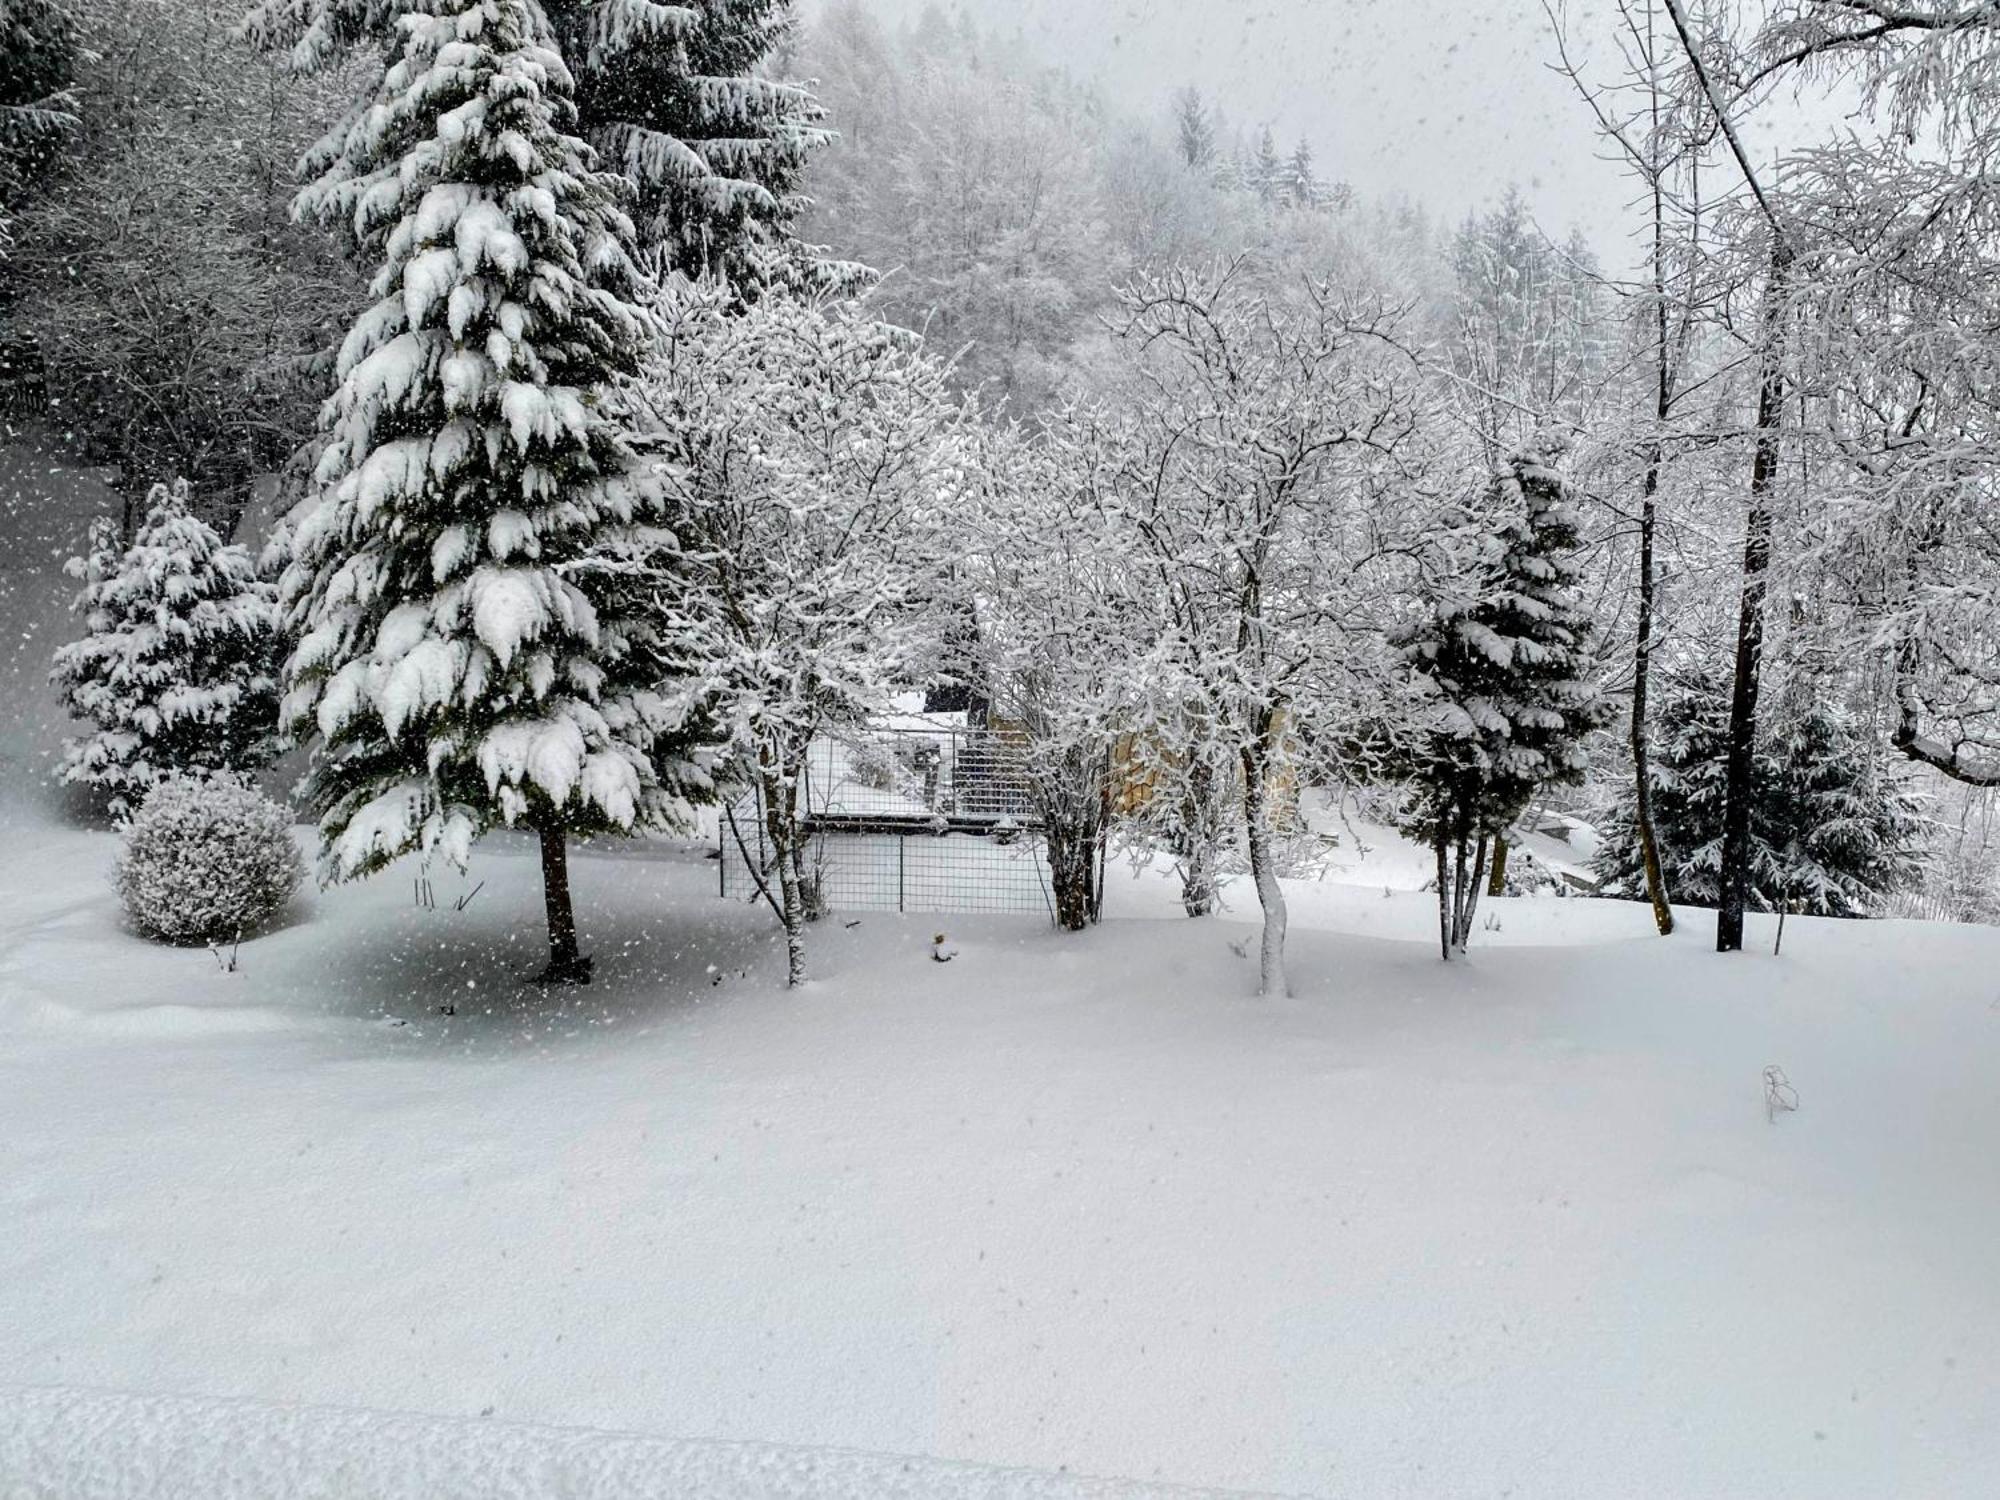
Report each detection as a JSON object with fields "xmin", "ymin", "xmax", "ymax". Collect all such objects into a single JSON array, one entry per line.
[
  {"xmin": 114, "ymin": 777, "xmax": 304, "ymax": 944},
  {"xmin": 1498, "ymin": 849, "xmax": 1561, "ymax": 897}
]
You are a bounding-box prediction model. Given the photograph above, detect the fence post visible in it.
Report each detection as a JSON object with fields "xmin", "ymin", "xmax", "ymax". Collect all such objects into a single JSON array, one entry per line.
[{"xmin": 898, "ymin": 835, "xmax": 906, "ymax": 913}]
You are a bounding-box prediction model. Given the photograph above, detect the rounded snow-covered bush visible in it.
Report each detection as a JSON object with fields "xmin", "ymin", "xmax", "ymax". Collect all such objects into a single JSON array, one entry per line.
[{"xmin": 114, "ymin": 776, "xmax": 305, "ymax": 944}]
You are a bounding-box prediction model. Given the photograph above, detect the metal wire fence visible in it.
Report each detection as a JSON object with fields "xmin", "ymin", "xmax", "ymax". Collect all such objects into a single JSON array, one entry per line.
[
  {"xmin": 798, "ymin": 722, "xmax": 1037, "ymax": 824},
  {"xmin": 718, "ymin": 723, "xmax": 1059, "ymax": 919}
]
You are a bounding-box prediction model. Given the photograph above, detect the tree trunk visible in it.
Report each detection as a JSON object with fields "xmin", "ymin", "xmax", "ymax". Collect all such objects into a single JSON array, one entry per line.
[
  {"xmin": 1241, "ymin": 738, "xmax": 1288, "ymax": 997},
  {"xmin": 1718, "ymin": 242, "xmax": 1791, "ymax": 953},
  {"xmin": 535, "ymin": 824, "xmax": 591, "ymax": 984},
  {"xmin": 1458, "ymin": 833, "xmax": 1489, "ymax": 949},
  {"xmin": 1093, "ymin": 750, "xmax": 1113, "ymax": 923},
  {"xmin": 1435, "ymin": 832, "xmax": 1451, "ymax": 962},
  {"xmin": 1486, "ymin": 834, "xmax": 1510, "ymax": 898},
  {"xmin": 1047, "ymin": 821, "xmax": 1096, "ymax": 932},
  {"xmin": 1053, "ymin": 861, "xmax": 1093, "ymax": 931},
  {"xmin": 1449, "ymin": 812, "xmax": 1472, "ymax": 953},
  {"xmin": 761, "ymin": 765, "xmax": 807, "ymax": 987},
  {"xmin": 1633, "ymin": 449, "xmax": 1675, "ymax": 937},
  {"xmin": 1177, "ymin": 749, "xmax": 1221, "ymax": 917},
  {"xmin": 1635, "ymin": 101, "xmax": 1677, "ymax": 939},
  {"xmin": 1040, "ymin": 745, "xmax": 1107, "ymax": 932}
]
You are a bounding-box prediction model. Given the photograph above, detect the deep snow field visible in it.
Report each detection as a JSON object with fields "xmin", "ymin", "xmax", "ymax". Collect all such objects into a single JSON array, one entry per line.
[
  {"xmin": 4, "ymin": 441, "xmax": 1999, "ymax": 1496},
  {"xmin": 3, "ymin": 809, "xmax": 1999, "ymax": 1498}
]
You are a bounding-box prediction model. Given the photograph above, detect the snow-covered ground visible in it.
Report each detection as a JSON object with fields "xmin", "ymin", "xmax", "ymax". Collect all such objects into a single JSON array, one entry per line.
[{"xmin": 4, "ymin": 813, "xmax": 1999, "ymax": 1497}]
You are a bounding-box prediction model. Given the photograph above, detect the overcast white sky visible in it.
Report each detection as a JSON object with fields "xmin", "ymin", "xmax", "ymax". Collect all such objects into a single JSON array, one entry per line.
[{"xmin": 835, "ymin": 0, "xmax": 1843, "ymax": 265}]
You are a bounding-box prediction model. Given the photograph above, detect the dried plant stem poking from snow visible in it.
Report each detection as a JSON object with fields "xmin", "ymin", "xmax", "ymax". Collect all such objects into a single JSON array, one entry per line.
[{"xmin": 1764, "ymin": 1065, "xmax": 1800, "ymax": 1122}]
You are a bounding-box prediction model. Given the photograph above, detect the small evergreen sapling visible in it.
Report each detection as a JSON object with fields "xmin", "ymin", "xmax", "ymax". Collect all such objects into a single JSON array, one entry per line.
[
  {"xmin": 281, "ymin": 0, "xmax": 694, "ymax": 984},
  {"xmin": 1394, "ymin": 438, "xmax": 1607, "ymax": 957},
  {"xmin": 49, "ymin": 480, "xmax": 281, "ymax": 817}
]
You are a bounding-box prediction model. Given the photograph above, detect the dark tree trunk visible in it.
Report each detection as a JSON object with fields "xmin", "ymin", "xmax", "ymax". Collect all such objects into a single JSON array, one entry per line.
[
  {"xmin": 535, "ymin": 824, "xmax": 591, "ymax": 984},
  {"xmin": 1037, "ymin": 746, "xmax": 1108, "ymax": 933},
  {"xmin": 1635, "ymin": 129, "xmax": 1677, "ymax": 939},
  {"xmin": 1633, "ymin": 444, "xmax": 1674, "ymax": 936},
  {"xmin": 1718, "ymin": 243, "xmax": 1790, "ymax": 953},
  {"xmin": 1459, "ymin": 833, "xmax": 1489, "ymax": 948},
  {"xmin": 1449, "ymin": 812, "xmax": 1472, "ymax": 953},
  {"xmin": 1486, "ymin": 835, "xmax": 1510, "ymax": 898},
  {"xmin": 1049, "ymin": 827, "xmax": 1097, "ymax": 932}
]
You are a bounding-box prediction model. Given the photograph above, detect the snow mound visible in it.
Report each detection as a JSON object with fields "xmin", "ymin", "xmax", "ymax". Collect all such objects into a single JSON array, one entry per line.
[{"xmin": 0, "ymin": 1385, "xmax": 1302, "ymax": 1500}]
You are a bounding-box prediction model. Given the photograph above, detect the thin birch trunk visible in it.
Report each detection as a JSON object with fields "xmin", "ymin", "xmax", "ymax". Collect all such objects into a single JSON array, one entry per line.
[
  {"xmin": 760, "ymin": 759, "xmax": 807, "ymax": 987},
  {"xmin": 1242, "ymin": 740, "xmax": 1288, "ymax": 996},
  {"xmin": 1435, "ymin": 832, "xmax": 1452, "ymax": 962}
]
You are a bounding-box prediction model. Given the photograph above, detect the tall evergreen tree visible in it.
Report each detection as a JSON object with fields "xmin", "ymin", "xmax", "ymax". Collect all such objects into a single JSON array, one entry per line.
[
  {"xmin": 280, "ymin": 0, "xmax": 691, "ymax": 982},
  {"xmin": 241, "ymin": 0, "xmax": 838, "ymax": 297},
  {"xmin": 1248, "ymin": 126, "xmax": 1282, "ymax": 202},
  {"xmin": 1282, "ymin": 137, "xmax": 1318, "ymax": 207},
  {"xmin": 50, "ymin": 481, "xmax": 281, "ymax": 817},
  {"xmin": 556, "ymin": 0, "xmax": 837, "ymax": 294},
  {"xmin": 1594, "ymin": 664, "xmax": 1929, "ymax": 920},
  {"xmin": 1394, "ymin": 438, "xmax": 1607, "ymax": 956},
  {"xmin": 1171, "ymin": 85, "xmax": 1214, "ymax": 170}
]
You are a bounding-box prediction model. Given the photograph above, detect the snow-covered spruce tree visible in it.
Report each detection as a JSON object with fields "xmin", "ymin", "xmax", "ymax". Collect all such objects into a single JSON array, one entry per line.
[
  {"xmin": 553, "ymin": 0, "xmax": 842, "ymax": 295},
  {"xmin": 241, "ymin": 0, "xmax": 841, "ymax": 298},
  {"xmin": 1171, "ymin": 85, "xmax": 1214, "ymax": 171},
  {"xmin": 49, "ymin": 481, "xmax": 281, "ymax": 818},
  {"xmin": 1593, "ymin": 664, "xmax": 1928, "ymax": 920},
  {"xmin": 1282, "ymin": 138, "xmax": 1319, "ymax": 209},
  {"xmin": 618, "ymin": 284, "xmax": 966, "ymax": 986},
  {"xmin": 282, "ymin": 0, "xmax": 690, "ymax": 985},
  {"xmin": 1393, "ymin": 438, "xmax": 1606, "ymax": 958},
  {"xmin": 1247, "ymin": 127, "xmax": 1282, "ymax": 203}
]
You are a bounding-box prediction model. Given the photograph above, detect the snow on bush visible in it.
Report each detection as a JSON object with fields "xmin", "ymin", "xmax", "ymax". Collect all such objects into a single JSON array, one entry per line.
[{"xmin": 114, "ymin": 776, "xmax": 304, "ymax": 945}]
